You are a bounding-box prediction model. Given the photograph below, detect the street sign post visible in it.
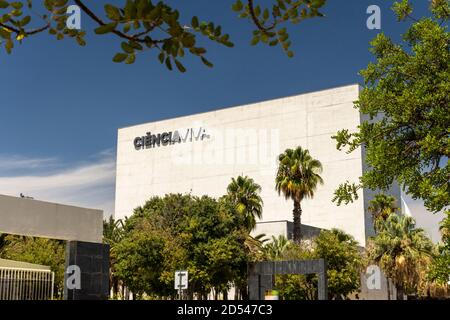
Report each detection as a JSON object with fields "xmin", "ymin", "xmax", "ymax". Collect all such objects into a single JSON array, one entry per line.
[{"xmin": 174, "ymin": 270, "xmax": 188, "ymax": 300}]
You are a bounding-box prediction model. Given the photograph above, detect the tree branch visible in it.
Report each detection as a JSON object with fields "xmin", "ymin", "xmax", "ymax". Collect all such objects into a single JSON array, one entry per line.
[
  {"xmin": 0, "ymin": 21, "xmax": 50, "ymax": 35},
  {"xmin": 74, "ymin": 0, "xmax": 165, "ymax": 45},
  {"xmin": 247, "ymin": 0, "xmax": 273, "ymax": 34},
  {"xmin": 74, "ymin": 0, "xmax": 144, "ymax": 42},
  {"xmin": 0, "ymin": 22, "xmax": 19, "ymax": 34}
]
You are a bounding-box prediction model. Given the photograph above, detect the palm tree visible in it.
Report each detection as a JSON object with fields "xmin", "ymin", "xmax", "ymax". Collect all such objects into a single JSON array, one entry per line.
[
  {"xmin": 103, "ymin": 216, "xmax": 125, "ymax": 299},
  {"xmin": 275, "ymin": 147, "xmax": 323, "ymax": 243},
  {"xmin": 367, "ymin": 213, "xmax": 433, "ymax": 300},
  {"xmin": 226, "ymin": 175, "xmax": 263, "ymax": 231},
  {"xmin": 264, "ymin": 235, "xmax": 290, "ymax": 261},
  {"xmin": 244, "ymin": 233, "xmax": 269, "ymax": 261},
  {"xmin": 368, "ymin": 194, "xmax": 398, "ymax": 231}
]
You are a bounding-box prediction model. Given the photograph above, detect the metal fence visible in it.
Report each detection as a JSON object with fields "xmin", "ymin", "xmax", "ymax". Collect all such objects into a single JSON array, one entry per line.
[{"xmin": 0, "ymin": 267, "xmax": 54, "ymax": 300}]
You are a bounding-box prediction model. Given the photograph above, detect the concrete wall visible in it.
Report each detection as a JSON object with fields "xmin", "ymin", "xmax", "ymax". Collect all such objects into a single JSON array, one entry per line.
[
  {"xmin": 402, "ymin": 192, "xmax": 445, "ymax": 243},
  {"xmin": 116, "ymin": 85, "xmax": 372, "ymax": 245},
  {"xmin": 252, "ymin": 220, "xmax": 321, "ymax": 241},
  {"xmin": 0, "ymin": 194, "xmax": 103, "ymax": 243},
  {"xmin": 252, "ymin": 221, "xmax": 293, "ymax": 241}
]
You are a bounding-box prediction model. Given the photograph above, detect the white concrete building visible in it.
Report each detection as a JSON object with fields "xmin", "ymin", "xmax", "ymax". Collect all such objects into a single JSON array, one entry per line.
[{"xmin": 115, "ymin": 84, "xmax": 389, "ymax": 246}]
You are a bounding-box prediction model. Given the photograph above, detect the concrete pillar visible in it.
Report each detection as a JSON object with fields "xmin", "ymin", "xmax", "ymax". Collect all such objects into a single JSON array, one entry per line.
[
  {"xmin": 317, "ymin": 259, "xmax": 328, "ymax": 300},
  {"xmin": 64, "ymin": 241, "xmax": 110, "ymax": 300}
]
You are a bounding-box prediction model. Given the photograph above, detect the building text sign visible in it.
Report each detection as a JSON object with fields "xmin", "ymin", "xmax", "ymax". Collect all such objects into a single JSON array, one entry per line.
[{"xmin": 134, "ymin": 127, "xmax": 209, "ymax": 150}]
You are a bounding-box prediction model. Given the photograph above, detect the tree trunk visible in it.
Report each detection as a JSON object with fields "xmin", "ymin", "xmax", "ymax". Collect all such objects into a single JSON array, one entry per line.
[
  {"xmin": 293, "ymin": 200, "xmax": 302, "ymax": 243},
  {"xmin": 386, "ymin": 278, "xmax": 391, "ymax": 300},
  {"xmin": 396, "ymin": 285, "xmax": 405, "ymax": 300}
]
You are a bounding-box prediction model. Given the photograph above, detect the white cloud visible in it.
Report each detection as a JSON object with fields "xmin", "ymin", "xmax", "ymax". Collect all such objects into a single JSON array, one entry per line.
[
  {"xmin": 0, "ymin": 151, "xmax": 116, "ymax": 217},
  {"xmin": 0, "ymin": 155, "xmax": 58, "ymax": 171}
]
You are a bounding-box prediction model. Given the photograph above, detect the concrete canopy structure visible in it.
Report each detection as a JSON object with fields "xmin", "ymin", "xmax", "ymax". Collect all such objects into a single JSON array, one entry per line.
[
  {"xmin": 116, "ymin": 84, "xmax": 384, "ymax": 246},
  {"xmin": 0, "ymin": 194, "xmax": 103, "ymax": 243}
]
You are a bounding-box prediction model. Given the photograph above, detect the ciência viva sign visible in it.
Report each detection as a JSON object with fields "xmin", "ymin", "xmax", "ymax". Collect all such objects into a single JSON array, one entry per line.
[{"xmin": 134, "ymin": 127, "xmax": 210, "ymax": 150}]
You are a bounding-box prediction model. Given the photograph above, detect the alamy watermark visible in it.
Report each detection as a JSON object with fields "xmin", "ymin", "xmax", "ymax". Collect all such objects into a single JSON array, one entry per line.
[
  {"xmin": 367, "ymin": 5, "xmax": 382, "ymax": 30},
  {"xmin": 66, "ymin": 4, "xmax": 382, "ymax": 31},
  {"xmin": 66, "ymin": 265, "xmax": 81, "ymax": 290},
  {"xmin": 133, "ymin": 122, "xmax": 281, "ymax": 175},
  {"xmin": 66, "ymin": 5, "xmax": 81, "ymax": 30},
  {"xmin": 366, "ymin": 265, "xmax": 382, "ymax": 290}
]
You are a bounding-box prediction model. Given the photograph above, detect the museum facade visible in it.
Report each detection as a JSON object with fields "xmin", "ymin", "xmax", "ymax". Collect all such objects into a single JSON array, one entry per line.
[{"xmin": 115, "ymin": 84, "xmax": 386, "ymax": 246}]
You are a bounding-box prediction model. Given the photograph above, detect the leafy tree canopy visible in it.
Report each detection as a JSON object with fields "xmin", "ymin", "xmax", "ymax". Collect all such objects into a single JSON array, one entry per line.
[
  {"xmin": 264, "ymin": 229, "xmax": 362, "ymax": 300},
  {"xmin": 428, "ymin": 211, "xmax": 450, "ymax": 284},
  {"xmin": 367, "ymin": 213, "xmax": 434, "ymax": 297},
  {"xmin": 114, "ymin": 193, "xmax": 250, "ymax": 299},
  {"xmin": 332, "ymin": 0, "xmax": 450, "ymax": 214},
  {"xmin": 313, "ymin": 229, "xmax": 362, "ymax": 299},
  {"xmin": 0, "ymin": 235, "xmax": 66, "ymax": 297},
  {"xmin": 0, "ymin": 0, "xmax": 327, "ymax": 71}
]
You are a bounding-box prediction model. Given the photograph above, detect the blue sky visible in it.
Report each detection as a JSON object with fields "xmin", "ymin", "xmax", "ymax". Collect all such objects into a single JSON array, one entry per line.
[{"xmin": 0, "ymin": 1, "xmax": 431, "ymax": 215}]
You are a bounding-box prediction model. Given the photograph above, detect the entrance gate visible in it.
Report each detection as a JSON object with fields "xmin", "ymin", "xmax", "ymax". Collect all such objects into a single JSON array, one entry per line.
[
  {"xmin": 0, "ymin": 194, "xmax": 109, "ymax": 300},
  {"xmin": 248, "ymin": 259, "xmax": 328, "ymax": 300},
  {"xmin": 0, "ymin": 265, "xmax": 54, "ymax": 300}
]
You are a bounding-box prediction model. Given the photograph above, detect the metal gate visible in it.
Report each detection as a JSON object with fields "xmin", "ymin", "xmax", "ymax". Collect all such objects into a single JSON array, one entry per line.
[{"xmin": 0, "ymin": 267, "xmax": 54, "ymax": 300}]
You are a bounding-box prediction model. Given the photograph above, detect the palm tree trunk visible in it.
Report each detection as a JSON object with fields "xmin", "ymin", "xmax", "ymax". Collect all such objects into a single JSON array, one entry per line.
[{"xmin": 293, "ymin": 200, "xmax": 302, "ymax": 243}]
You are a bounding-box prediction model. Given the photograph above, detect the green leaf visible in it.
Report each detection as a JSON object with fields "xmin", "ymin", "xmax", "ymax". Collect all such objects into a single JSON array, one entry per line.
[
  {"xmin": 105, "ymin": 4, "xmax": 121, "ymax": 21},
  {"xmin": 0, "ymin": 28, "xmax": 10, "ymax": 39},
  {"xmin": 19, "ymin": 15, "xmax": 31, "ymax": 27},
  {"xmin": 125, "ymin": 54, "xmax": 136, "ymax": 64},
  {"xmin": 113, "ymin": 53, "xmax": 128, "ymax": 63},
  {"xmin": 158, "ymin": 52, "xmax": 164, "ymax": 64},
  {"xmin": 2, "ymin": 14, "xmax": 10, "ymax": 23},
  {"xmin": 190, "ymin": 47, "xmax": 206, "ymax": 55},
  {"xmin": 191, "ymin": 16, "xmax": 199, "ymax": 28},
  {"xmin": 251, "ymin": 36, "xmax": 260, "ymax": 46},
  {"xmin": 200, "ymin": 56, "xmax": 213, "ymax": 68},
  {"xmin": 10, "ymin": 2, "xmax": 23, "ymax": 9},
  {"xmin": 95, "ymin": 23, "xmax": 117, "ymax": 35},
  {"xmin": 11, "ymin": 9, "xmax": 22, "ymax": 17},
  {"xmin": 181, "ymin": 34, "xmax": 195, "ymax": 48},
  {"xmin": 254, "ymin": 5, "xmax": 261, "ymax": 17},
  {"xmin": 129, "ymin": 42, "xmax": 143, "ymax": 50},
  {"xmin": 0, "ymin": 1, "xmax": 9, "ymax": 9},
  {"xmin": 269, "ymin": 39, "xmax": 279, "ymax": 46},
  {"xmin": 261, "ymin": 33, "xmax": 269, "ymax": 43},
  {"xmin": 123, "ymin": 23, "xmax": 131, "ymax": 33},
  {"xmin": 174, "ymin": 59, "xmax": 186, "ymax": 73},
  {"xmin": 121, "ymin": 42, "xmax": 134, "ymax": 54},
  {"xmin": 5, "ymin": 38, "xmax": 13, "ymax": 54},
  {"xmin": 124, "ymin": 0, "xmax": 137, "ymax": 19},
  {"xmin": 232, "ymin": 0, "xmax": 243, "ymax": 12},
  {"xmin": 76, "ymin": 36, "xmax": 86, "ymax": 46},
  {"xmin": 165, "ymin": 57, "xmax": 172, "ymax": 70}
]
